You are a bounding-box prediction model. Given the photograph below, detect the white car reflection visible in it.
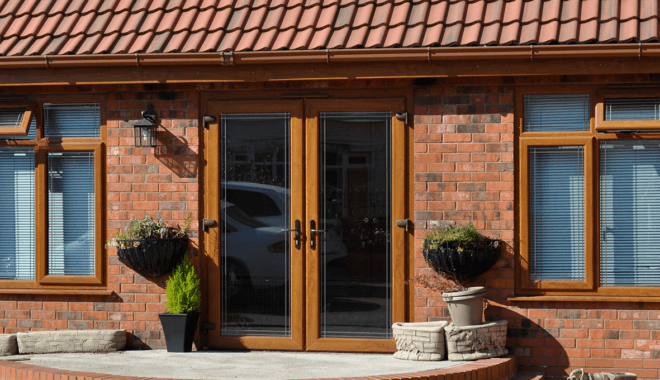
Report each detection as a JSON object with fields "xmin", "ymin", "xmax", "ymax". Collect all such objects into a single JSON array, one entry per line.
[{"xmin": 221, "ymin": 182, "xmax": 348, "ymax": 296}]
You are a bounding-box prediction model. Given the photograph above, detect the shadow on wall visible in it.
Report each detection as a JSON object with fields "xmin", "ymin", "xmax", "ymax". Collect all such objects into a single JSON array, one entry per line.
[{"xmin": 154, "ymin": 124, "xmax": 198, "ymax": 179}]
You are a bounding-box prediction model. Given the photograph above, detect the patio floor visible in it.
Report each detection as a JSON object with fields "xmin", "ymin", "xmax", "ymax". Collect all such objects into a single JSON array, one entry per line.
[{"xmin": 0, "ymin": 350, "xmax": 517, "ymax": 380}]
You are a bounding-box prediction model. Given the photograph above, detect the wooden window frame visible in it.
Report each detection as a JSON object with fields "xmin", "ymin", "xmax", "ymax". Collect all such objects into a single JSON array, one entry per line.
[
  {"xmin": 516, "ymin": 85, "xmax": 660, "ymax": 299},
  {"xmin": 596, "ymin": 90, "xmax": 660, "ymax": 132},
  {"xmin": 0, "ymin": 101, "xmax": 36, "ymax": 136},
  {"xmin": 0, "ymin": 94, "xmax": 109, "ymax": 295}
]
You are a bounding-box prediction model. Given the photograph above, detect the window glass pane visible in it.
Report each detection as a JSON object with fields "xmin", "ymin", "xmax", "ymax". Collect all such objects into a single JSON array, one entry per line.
[
  {"xmin": 605, "ymin": 98, "xmax": 660, "ymax": 121},
  {"xmin": 0, "ymin": 147, "xmax": 35, "ymax": 280},
  {"xmin": 524, "ymin": 94, "xmax": 590, "ymax": 132},
  {"xmin": 44, "ymin": 103, "xmax": 100, "ymax": 138},
  {"xmin": 529, "ymin": 146, "xmax": 585, "ymax": 281},
  {"xmin": 48, "ymin": 152, "xmax": 95, "ymax": 276},
  {"xmin": 600, "ymin": 141, "xmax": 660, "ymax": 286}
]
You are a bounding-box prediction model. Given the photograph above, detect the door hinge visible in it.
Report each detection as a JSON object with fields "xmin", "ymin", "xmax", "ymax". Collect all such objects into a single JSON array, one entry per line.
[
  {"xmin": 395, "ymin": 111, "xmax": 408, "ymax": 126},
  {"xmin": 199, "ymin": 321, "xmax": 216, "ymax": 335}
]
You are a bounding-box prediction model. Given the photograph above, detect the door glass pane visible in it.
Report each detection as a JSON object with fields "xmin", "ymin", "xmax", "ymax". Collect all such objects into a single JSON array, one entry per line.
[
  {"xmin": 221, "ymin": 113, "xmax": 291, "ymax": 337},
  {"xmin": 319, "ymin": 112, "xmax": 392, "ymax": 339}
]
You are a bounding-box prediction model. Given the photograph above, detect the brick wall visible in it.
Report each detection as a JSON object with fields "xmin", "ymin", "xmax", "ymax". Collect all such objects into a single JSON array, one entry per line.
[
  {"xmin": 412, "ymin": 75, "xmax": 660, "ymax": 380},
  {"xmin": 3, "ymin": 77, "xmax": 660, "ymax": 378}
]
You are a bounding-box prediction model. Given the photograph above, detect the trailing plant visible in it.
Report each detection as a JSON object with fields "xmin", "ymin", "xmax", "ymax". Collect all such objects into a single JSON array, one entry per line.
[
  {"xmin": 164, "ymin": 253, "xmax": 202, "ymax": 314},
  {"xmin": 106, "ymin": 213, "xmax": 194, "ymax": 248},
  {"xmin": 407, "ymin": 272, "xmax": 466, "ymax": 293},
  {"xmin": 423, "ymin": 222, "xmax": 480, "ymax": 249}
]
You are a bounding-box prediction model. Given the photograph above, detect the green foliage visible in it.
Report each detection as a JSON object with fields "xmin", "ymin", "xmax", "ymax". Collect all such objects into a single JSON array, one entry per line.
[
  {"xmin": 106, "ymin": 213, "xmax": 194, "ymax": 248},
  {"xmin": 424, "ymin": 222, "xmax": 480, "ymax": 249},
  {"xmin": 164, "ymin": 254, "xmax": 202, "ymax": 314}
]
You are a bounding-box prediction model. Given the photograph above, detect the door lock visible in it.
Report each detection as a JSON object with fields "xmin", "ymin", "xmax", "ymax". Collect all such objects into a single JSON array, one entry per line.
[
  {"xmin": 281, "ymin": 219, "xmax": 301, "ymax": 249},
  {"xmin": 310, "ymin": 220, "xmax": 326, "ymax": 250}
]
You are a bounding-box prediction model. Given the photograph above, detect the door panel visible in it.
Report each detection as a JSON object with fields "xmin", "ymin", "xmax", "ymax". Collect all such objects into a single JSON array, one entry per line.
[
  {"xmin": 305, "ymin": 99, "xmax": 407, "ymax": 352},
  {"xmin": 206, "ymin": 100, "xmax": 305, "ymax": 350}
]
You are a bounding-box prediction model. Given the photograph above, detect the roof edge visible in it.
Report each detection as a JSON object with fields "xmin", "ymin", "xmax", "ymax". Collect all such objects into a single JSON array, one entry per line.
[{"xmin": 0, "ymin": 43, "xmax": 655, "ymax": 70}]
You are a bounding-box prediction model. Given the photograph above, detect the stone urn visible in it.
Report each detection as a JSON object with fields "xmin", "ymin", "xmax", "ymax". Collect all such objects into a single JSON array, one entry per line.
[
  {"xmin": 392, "ymin": 321, "xmax": 448, "ymax": 361},
  {"xmin": 445, "ymin": 320, "xmax": 508, "ymax": 361}
]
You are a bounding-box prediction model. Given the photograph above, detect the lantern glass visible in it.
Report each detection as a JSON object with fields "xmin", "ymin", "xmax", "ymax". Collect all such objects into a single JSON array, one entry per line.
[{"xmin": 134, "ymin": 122, "xmax": 157, "ymax": 147}]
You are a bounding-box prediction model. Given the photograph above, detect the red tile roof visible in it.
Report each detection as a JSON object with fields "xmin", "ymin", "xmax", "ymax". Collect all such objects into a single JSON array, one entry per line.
[{"xmin": 0, "ymin": 0, "xmax": 657, "ymax": 57}]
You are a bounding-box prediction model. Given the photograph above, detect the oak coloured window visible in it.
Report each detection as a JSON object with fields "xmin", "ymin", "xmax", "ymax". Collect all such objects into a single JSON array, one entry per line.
[
  {"xmin": 0, "ymin": 96, "xmax": 107, "ymax": 294},
  {"xmin": 517, "ymin": 87, "xmax": 660, "ymax": 298}
]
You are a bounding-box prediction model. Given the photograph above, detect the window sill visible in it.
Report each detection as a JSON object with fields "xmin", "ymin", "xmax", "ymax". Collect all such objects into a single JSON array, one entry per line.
[
  {"xmin": 509, "ymin": 295, "xmax": 660, "ymax": 303},
  {"xmin": 0, "ymin": 288, "xmax": 113, "ymax": 296}
]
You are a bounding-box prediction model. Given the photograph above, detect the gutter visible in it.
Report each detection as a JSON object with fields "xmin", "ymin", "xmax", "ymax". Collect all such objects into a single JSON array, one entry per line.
[{"xmin": 0, "ymin": 43, "xmax": 655, "ymax": 70}]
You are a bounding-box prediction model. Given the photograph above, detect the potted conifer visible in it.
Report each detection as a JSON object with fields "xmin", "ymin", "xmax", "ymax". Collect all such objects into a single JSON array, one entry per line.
[{"xmin": 159, "ymin": 253, "xmax": 202, "ymax": 352}]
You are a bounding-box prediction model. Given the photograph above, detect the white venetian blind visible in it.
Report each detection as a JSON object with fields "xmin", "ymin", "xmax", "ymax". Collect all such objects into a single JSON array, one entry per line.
[
  {"xmin": 524, "ymin": 94, "xmax": 590, "ymax": 132},
  {"xmin": 605, "ymin": 98, "xmax": 660, "ymax": 121},
  {"xmin": 0, "ymin": 147, "xmax": 35, "ymax": 280},
  {"xmin": 600, "ymin": 141, "xmax": 660, "ymax": 286},
  {"xmin": 529, "ymin": 146, "xmax": 585, "ymax": 281},
  {"xmin": 44, "ymin": 103, "xmax": 100, "ymax": 138},
  {"xmin": 48, "ymin": 151, "xmax": 95, "ymax": 276}
]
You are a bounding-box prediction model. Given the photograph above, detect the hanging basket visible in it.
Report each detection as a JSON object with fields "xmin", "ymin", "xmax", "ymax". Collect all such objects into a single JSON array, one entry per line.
[
  {"xmin": 423, "ymin": 239, "xmax": 501, "ymax": 283},
  {"xmin": 116, "ymin": 238, "xmax": 188, "ymax": 278}
]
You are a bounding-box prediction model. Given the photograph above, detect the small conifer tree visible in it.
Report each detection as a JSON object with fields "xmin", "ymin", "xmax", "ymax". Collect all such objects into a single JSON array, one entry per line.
[{"xmin": 164, "ymin": 254, "xmax": 202, "ymax": 314}]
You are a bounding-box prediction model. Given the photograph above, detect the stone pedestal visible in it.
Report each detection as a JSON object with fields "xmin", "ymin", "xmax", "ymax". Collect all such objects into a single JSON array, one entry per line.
[
  {"xmin": 445, "ymin": 320, "xmax": 508, "ymax": 361},
  {"xmin": 0, "ymin": 334, "xmax": 17, "ymax": 356},
  {"xmin": 17, "ymin": 330, "xmax": 126, "ymax": 354},
  {"xmin": 392, "ymin": 321, "xmax": 448, "ymax": 361}
]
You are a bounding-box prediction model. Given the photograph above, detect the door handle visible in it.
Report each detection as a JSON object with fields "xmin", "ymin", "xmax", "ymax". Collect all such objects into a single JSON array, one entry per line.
[
  {"xmin": 396, "ymin": 218, "xmax": 411, "ymax": 232},
  {"xmin": 203, "ymin": 218, "xmax": 217, "ymax": 233},
  {"xmin": 310, "ymin": 220, "xmax": 326, "ymax": 250},
  {"xmin": 281, "ymin": 219, "xmax": 301, "ymax": 249}
]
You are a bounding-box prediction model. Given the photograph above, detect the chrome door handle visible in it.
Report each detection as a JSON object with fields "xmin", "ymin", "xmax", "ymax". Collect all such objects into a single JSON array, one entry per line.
[
  {"xmin": 281, "ymin": 219, "xmax": 301, "ymax": 249},
  {"xmin": 310, "ymin": 220, "xmax": 325, "ymax": 250}
]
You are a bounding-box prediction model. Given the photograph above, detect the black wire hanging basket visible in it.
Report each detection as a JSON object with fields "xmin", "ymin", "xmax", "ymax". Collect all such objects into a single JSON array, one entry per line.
[
  {"xmin": 423, "ymin": 238, "xmax": 501, "ymax": 283},
  {"xmin": 116, "ymin": 238, "xmax": 188, "ymax": 278}
]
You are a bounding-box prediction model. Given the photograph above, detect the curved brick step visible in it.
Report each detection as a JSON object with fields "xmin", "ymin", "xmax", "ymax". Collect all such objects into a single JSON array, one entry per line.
[{"xmin": 0, "ymin": 355, "xmax": 517, "ymax": 380}]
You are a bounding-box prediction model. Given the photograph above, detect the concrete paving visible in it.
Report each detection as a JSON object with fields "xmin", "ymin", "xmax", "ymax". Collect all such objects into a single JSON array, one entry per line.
[{"xmin": 3, "ymin": 350, "xmax": 468, "ymax": 380}]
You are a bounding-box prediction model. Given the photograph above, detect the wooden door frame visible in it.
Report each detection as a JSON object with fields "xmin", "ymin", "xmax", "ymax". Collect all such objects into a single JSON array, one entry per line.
[
  {"xmin": 200, "ymin": 88, "xmax": 414, "ymax": 352},
  {"xmin": 203, "ymin": 99, "xmax": 305, "ymax": 350},
  {"xmin": 304, "ymin": 98, "xmax": 407, "ymax": 353}
]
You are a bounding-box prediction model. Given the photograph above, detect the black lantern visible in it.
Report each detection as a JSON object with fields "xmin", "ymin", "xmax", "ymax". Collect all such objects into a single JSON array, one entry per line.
[{"xmin": 134, "ymin": 103, "xmax": 158, "ymax": 147}]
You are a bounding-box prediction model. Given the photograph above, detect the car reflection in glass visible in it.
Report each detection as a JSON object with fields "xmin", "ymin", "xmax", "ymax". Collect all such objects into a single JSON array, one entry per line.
[{"xmin": 222, "ymin": 182, "xmax": 348, "ymax": 297}]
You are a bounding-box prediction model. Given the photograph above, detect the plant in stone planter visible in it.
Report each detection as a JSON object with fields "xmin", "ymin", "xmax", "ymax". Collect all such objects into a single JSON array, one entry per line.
[
  {"xmin": 411, "ymin": 222, "xmax": 501, "ymax": 327},
  {"xmin": 160, "ymin": 253, "xmax": 202, "ymax": 352},
  {"xmin": 106, "ymin": 213, "xmax": 193, "ymax": 278}
]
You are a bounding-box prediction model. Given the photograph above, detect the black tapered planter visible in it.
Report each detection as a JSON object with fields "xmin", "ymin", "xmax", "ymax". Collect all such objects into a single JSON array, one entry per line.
[
  {"xmin": 117, "ymin": 238, "xmax": 188, "ymax": 278},
  {"xmin": 159, "ymin": 312, "xmax": 200, "ymax": 352},
  {"xmin": 423, "ymin": 239, "xmax": 501, "ymax": 283}
]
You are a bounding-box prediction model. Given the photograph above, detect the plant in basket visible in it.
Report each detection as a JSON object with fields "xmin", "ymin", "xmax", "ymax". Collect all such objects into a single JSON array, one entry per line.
[
  {"xmin": 410, "ymin": 222, "xmax": 501, "ymax": 327},
  {"xmin": 106, "ymin": 213, "xmax": 194, "ymax": 278}
]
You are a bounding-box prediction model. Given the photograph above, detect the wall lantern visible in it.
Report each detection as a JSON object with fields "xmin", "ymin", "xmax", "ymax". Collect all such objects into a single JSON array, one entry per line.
[{"xmin": 134, "ymin": 103, "xmax": 158, "ymax": 147}]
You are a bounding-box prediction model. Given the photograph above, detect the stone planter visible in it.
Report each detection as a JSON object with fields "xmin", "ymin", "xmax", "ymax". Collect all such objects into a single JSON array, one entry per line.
[
  {"xmin": 392, "ymin": 321, "xmax": 448, "ymax": 361},
  {"xmin": 445, "ymin": 320, "xmax": 508, "ymax": 361}
]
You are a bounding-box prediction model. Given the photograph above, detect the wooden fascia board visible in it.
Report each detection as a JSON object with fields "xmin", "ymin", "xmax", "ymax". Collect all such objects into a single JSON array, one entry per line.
[{"xmin": 2, "ymin": 46, "xmax": 660, "ymax": 85}]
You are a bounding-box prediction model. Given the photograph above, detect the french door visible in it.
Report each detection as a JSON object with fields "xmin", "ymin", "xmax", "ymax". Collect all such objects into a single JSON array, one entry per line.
[{"xmin": 204, "ymin": 98, "xmax": 408, "ymax": 352}]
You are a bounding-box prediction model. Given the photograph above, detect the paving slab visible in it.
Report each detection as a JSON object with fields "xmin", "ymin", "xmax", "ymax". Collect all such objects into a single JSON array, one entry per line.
[{"xmin": 4, "ymin": 350, "xmax": 468, "ymax": 380}]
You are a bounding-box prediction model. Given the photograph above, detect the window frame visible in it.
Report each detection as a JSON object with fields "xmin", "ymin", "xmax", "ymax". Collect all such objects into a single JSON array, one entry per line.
[
  {"xmin": 0, "ymin": 101, "xmax": 36, "ymax": 136},
  {"xmin": 0, "ymin": 94, "xmax": 108, "ymax": 294},
  {"xmin": 516, "ymin": 85, "xmax": 660, "ymax": 299}
]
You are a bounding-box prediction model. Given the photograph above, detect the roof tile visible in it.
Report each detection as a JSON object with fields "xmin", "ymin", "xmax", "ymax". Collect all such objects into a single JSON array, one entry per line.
[{"xmin": 0, "ymin": 0, "xmax": 655, "ymax": 57}]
